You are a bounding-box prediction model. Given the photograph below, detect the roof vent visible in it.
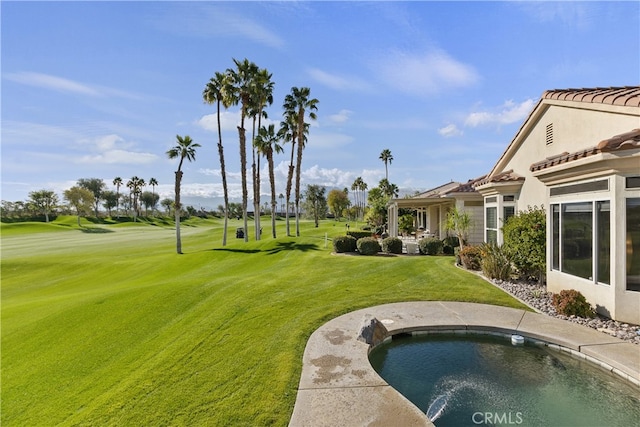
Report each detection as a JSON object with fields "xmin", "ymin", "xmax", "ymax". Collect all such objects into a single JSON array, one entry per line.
[{"xmin": 546, "ymin": 123, "xmax": 553, "ymax": 145}]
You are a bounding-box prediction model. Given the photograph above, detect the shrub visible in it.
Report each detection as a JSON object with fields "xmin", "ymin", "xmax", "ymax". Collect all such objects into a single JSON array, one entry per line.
[
  {"xmin": 381, "ymin": 237, "xmax": 403, "ymax": 254},
  {"xmin": 552, "ymin": 289, "xmax": 595, "ymax": 318},
  {"xmin": 333, "ymin": 235, "xmax": 357, "ymax": 253},
  {"xmin": 418, "ymin": 237, "xmax": 443, "ymax": 255},
  {"xmin": 442, "ymin": 236, "xmax": 459, "ymax": 255},
  {"xmin": 502, "ymin": 206, "xmax": 546, "ymax": 281},
  {"xmin": 459, "ymin": 245, "xmax": 482, "ymax": 270},
  {"xmin": 357, "ymin": 237, "xmax": 381, "ymax": 255},
  {"xmin": 480, "ymin": 243, "xmax": 512, "ymax": 281},
  {"xmin": 347, "ymin": 230, "xmax": 373, "ymax": 240}
]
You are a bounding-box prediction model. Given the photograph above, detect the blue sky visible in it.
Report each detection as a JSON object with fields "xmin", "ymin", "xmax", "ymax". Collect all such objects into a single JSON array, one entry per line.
[{"xmin": 2, "ymin": 1, "xmax": 639, "ymax": 210}]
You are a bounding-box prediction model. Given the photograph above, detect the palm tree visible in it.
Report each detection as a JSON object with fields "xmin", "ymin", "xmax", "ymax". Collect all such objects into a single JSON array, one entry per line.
[
  {"xmin": 149, "ymin": 177, "xmax": 158, "ymax": 215},
  {"xmin": 284, "ymin": 86, "xmax": 319, "ymax": 236},
  {"xmin": 379, "ymin": 149, "xmax": 393, "ymax": 180},
  {"xmin": 166, "ymin": 135, "xmax": 200, "ymax": 254},
  {"xmin": 126, "ymin": 176, "xmax": 145, "ymax": 221},
  {"xmin": 249, "ymin": 68, "xmax": 274, "ymax": 240},
  {"xmin": 279, "ymin": 193, "xmax": 284, "ymax": 215},
  {"xmin": 278, "ymin": 111, "xmax": 298, "ymax": 236},
  {"xmin": 255, "ymin": 124, "xmax": 284, "ymax": 238},
  {"xmin": 203, "ymin": 71, "xmax": 232, "ymax": 246},
  {"xmin": 226, "ymin": 58, "xmax": 259, "ymax": 242},
  {"xmin": 113, "ymin": 177, "xmax": 123, "ymax": 218}
]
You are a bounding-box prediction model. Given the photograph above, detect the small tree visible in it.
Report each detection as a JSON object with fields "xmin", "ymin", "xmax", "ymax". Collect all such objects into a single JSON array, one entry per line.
[
  {"xmin": 102, "ymin": 190, "xmax": 119, "ymax": 217},
  {"xmin": 28, "ymin": 190, "xmax": 58, "ymax": 222},
  {"xmin": 444, "ymin": 206, "xmax": 472, "ymax": 252},
  {"xmin": 77, "ymin": 178, "xmax": 106, "ymax": 218},
  {"xmin": 327, "ymin": 188, "xmax": 350, "ymax": 221},
  {"xmin": 63, "ymin": 186, "xmax": 95, "ymax": 226},
  {"xmin": 302, "ymin": 184, "xmax": 327, "ymax": 228},
  {"xmin": 139, "ymin": 191, "xmax": 160, "ymax": 217}
]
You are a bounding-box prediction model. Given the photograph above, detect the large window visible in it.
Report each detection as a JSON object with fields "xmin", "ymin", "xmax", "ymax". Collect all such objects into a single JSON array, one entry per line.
[
  {"xmin": 627, "ymin": 198, "xmax": 640, "ymax": 291},
  {"xmin": 551, "ymin": 201, "xmax": 610, "ymax": 285}
]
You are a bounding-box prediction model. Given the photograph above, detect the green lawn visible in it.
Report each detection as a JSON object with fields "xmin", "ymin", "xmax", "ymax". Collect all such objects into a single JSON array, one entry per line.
[{"xmin": 1, "ymin": 216, "xmax": 529, "ymax": 426}]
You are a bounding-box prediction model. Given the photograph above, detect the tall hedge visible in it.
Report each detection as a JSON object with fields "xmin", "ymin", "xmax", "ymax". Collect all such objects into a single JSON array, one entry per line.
[{"xmin": 502, "ymin": 205, "xmax": 546, "ymax": 281}]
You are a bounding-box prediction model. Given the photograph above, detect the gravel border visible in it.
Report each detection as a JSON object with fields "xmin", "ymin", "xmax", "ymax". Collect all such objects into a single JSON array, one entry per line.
[{"xmin": 489, "ymin": 278, "xmax": 640, "ymax": 345}]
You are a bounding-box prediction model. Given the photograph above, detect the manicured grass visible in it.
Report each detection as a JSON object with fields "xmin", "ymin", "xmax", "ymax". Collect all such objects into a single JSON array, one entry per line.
[{"xmin": 1, "ymin": 217, "xmax": 529, "ymax": 426}]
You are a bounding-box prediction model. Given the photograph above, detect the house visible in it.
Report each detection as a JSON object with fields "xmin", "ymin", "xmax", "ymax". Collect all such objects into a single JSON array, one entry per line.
[
  {"xmin": 390, "ymin": 86, "xmax": 640, "ymax": 324},
  {"xmin": 387, "ymin": 178, "xmax": 485, "ymax": 245}
]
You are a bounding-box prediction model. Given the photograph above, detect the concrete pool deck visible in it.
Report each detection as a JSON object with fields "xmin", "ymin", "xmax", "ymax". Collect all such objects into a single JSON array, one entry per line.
[{"xmin": 288, "ymin": 302, "xmax": 640, "ymax": 427}]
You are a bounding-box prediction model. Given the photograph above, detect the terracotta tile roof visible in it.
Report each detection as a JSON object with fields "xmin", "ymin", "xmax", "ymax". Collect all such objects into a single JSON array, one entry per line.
[
  {"xmin": 450, "ymin": 175, "xmax": 487, "ymax": 193},
  {"xmin": 475, "ymin": 170, "xmax": 525, "ymax": 187},
  {"xmin": 530, "ymin": 129, "xmax": 640, "ymax": 172},
  {"xmin": 542, "ymin": 86, "xmax": 640, "ymax": 107}
]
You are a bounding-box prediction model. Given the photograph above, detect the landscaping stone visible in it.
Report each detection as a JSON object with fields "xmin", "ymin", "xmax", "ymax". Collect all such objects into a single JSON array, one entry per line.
[{"xmin": 490, "ymin": 279, "xmax": 640, "ymax": 345}]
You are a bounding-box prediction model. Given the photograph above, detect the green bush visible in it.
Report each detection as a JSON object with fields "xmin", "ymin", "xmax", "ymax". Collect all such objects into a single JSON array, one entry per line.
[
  {"xmin": 459, "ymin": 245, "xmax": 482, "ymax": 270},
  {"xmin": 347, "ymin": 230, "xmax": 373, "ymax": 240},
  {"xmin": 552, "ymin": 289, "xmax": 595, "ymax": 318},
  {"xmin": 480, "ymin": 243, "xmax": 512, "ymax": 281},
  {"xmin": 381, "ymin": 237, "xmax": 403, "ymax": 254},
  {"xmin": 357, "ymin": 237, "xmax": 381, "ymax": 255},
  {"xmin": 419, "ymin": 237, "xmax": 443, "ymax": 255},
  {"xmin": 503, "ymin": 206, "xmax": 546, "ymax": 281},
  {"xmin": 442, "ymin": 236, "xmax": 459, "ymax": 255},
  {"xmin": 333, "ymin": 235, "xmax": 357, "ymax": 253}
]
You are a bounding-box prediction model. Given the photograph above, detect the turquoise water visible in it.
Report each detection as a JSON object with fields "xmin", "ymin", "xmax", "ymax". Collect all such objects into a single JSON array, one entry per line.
[{"xmin": 369, "ymin": 333, "xmax": 640, "ymax": 427}]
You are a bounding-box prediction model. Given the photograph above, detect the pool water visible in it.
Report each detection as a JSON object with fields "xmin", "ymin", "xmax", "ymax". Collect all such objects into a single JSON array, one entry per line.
[{"xmin": 369, "ymin": 333, "xmax": 640, "ymax": 427}]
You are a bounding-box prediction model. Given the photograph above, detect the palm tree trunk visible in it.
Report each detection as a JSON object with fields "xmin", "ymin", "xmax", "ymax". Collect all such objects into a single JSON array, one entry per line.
[
  {"xmin": 294, "ymin": 132, "xmax": 304, "ymax": 237},
  {"xmin": 175, "ymin": 171, "xmax": 183, "ymax": 254},
  {"xmin": 217, "ymin": 99, "xmax": 229, "ymax": 246},
  {"xmin": 285, "ymin": 140, "xmax": 296, "ymax": 237},
  {"xmin": 238, "ymin": 124, "xmax": 248, "ymax": 243},
  {"xmin": 268, "ymin": 151, "xmax": 277, "ymax": 238}
]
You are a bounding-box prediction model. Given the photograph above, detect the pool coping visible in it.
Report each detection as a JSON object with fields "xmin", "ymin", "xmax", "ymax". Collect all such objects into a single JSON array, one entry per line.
[{"xmin": 288, "ymin": 301, "xmax": 640, "ymax": 427}]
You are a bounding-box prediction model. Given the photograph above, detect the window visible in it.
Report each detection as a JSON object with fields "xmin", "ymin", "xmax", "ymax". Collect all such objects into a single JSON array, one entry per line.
[
  {"xmin": 551, "ymin": 201, "xmax": 610, "ymax": 284},
  {"xmin": 486, "ymin": 207, "xmax": 497, "ymax": 244},
  {"xmin": 503, "ymin": 206, "xmax": 515, "ymax": 223},
  {"xmin": 627, "ymin": 198, "xmax": 640, "ymax": 292}
]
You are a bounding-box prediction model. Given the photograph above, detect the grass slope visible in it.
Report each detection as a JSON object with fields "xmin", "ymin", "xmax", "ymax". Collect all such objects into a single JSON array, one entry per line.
[{"xmin": 1, "ymin": 218, "xmax": 529, "ymax": 426}]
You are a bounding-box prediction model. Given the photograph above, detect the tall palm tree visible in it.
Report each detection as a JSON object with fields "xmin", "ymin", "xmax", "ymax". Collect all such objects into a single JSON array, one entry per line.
[
  {"xmin": 379, "ymin": 149, "xmax": 393, "ymax": 180},
  {"xmin": 278, "ymin": 111, "xmax": 298, "ymax": 236},
  {"xmin": 149, "ymin": 177, "xmax": 158, "ymax": 215},
  {"xmin": 204, "ymin": 71, "xmax": 232, "ymax": 246},
  {"xmin": 249, "ymin": 68, "xmax": 274, "ymax": 240},
  {"xmin": 166, "ymin": 135, "xmax": 200, "ymax": 254},
  {"xmin": 126, "ymin": 176, "xmax": 145, "ymax": 222},
  {"xmin": 255, "ymin": 124, "xmax": 284, "ymax": 238},
  {"xmin": 279, "ymin": 193, "xmax": 284, "ymax": 215},
  {"xmin": 284, "ymin": 87, "xmax": 318, "ymax": 236},
  {"xmin": 113, "ymin": 176, "xmax": 123, "ymax": 218},
  {"xmin": 226, "ymin": 58, "xmax": 259, "ymax": 242}
]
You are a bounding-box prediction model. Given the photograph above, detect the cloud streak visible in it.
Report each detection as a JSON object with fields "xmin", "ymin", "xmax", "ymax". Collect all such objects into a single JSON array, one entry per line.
[
  {"xmin": 374, "ymin": 49, "xmax": 479, "ymax": 96},
  {"xmin": 465, "ymin": 99, "xmax": 536, "ymax": 128}
]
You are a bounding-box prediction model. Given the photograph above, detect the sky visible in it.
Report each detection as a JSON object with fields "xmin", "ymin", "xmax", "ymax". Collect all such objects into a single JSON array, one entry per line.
[{"xmin": 2, "ymin": 1, "xmax": 639, "ymax": 210}]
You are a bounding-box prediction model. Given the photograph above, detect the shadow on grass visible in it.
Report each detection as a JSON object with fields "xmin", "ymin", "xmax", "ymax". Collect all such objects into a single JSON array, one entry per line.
[
  {"xmin": 209, "ymin": 242, "xmax": 320, "ymax": 255},
  {"xmin": 264, "ymin": 242, "xmax": 320, "ymax": 255},
  {"xmin": 80, "ymin": 227, "xmax": 115, "ymax": 234}
]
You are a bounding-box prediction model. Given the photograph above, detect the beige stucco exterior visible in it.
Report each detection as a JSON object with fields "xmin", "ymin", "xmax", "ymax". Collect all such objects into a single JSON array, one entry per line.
[{"xmin": 389, "ymin": 87, "xmax": 640, "ymax": 324}]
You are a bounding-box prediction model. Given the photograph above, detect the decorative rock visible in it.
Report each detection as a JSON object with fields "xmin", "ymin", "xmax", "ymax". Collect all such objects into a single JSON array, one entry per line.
[{"xmin": 357, "ymin": 315, "xmax": 388, "ymax": 347}]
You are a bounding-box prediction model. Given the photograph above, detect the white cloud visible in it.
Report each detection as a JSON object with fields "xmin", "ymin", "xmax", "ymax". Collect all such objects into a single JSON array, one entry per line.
[
  {"xmin": 516, "ymin": 2, "xmax": 595, "ymax": 30},
  {"xmin": 5, "ymin": 72, "xmax": 100, "ymax": 96},
  {"xmin": 196, "ymin": 111, "xmax": 241, "ymax": 133},
  {"xmin": 307, "ymin": 68, "xmax": 370, "ymax": 91},
  {"xmin": 464, "ymin": 98, "xmax": 536, "ymax": 128},
  {"xmin": 438, "ymin": 124, "xmax": 463, "ymax": 138},
  {"xmin": 153, "ymin": 5, "xmax": 285, "ymax": 49},
  {"xmin": 4, "ymin": 72, "xmax": 142, "ymax": 99},
  {"xmin": 74, "ymin": 134, "xmax": 158, "ymax": 165},
  {"xmin": 374, "ymin": 49, "xmax": 479, "ymax": 96},
  {"xmin": 327, "ymin": 109, "xmax": 353, "ymax": 125}
]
